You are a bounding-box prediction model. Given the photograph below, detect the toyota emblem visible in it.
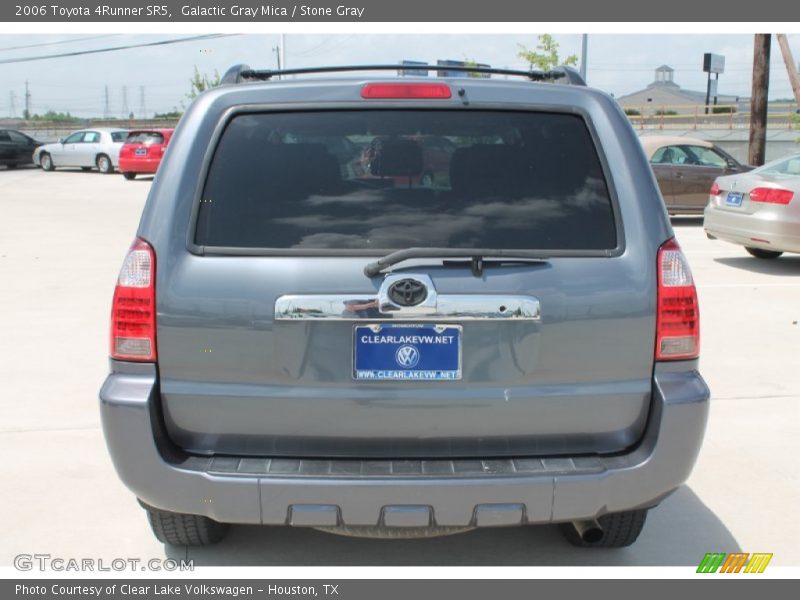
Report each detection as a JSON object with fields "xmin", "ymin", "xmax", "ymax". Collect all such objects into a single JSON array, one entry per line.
[{"xmin": 388, "ymin": 278, "xmax": 428, "ymax": 307}]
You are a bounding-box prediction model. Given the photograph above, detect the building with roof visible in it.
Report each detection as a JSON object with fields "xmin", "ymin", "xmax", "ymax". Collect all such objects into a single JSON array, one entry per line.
[{"xmin": 616, "ymin": 65, "xmax": 740, "ymax": 115}]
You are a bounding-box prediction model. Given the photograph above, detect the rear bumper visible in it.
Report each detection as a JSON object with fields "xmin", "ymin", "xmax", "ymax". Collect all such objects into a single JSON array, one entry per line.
[
  {"xmin": 119, "ymin": 158, "xmax": 160, "ymax": 173},
  {"xmin": 704, "ymin": 205, "xmax": 800, "ymax": 253},
  {"xmin": 100, "ymin": 362, "xmax": 709, "ymax": 527}
]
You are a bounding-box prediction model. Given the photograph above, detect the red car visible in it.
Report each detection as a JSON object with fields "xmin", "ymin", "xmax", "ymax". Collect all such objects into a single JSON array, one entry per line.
[{"xmin": 118, "ymin": 129, "xmax": 174, "ymax": 180}]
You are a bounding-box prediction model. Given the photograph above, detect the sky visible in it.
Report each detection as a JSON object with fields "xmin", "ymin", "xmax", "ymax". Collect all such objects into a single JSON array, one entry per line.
[{"xmin": 0, "ymin": 33, "xmax": 798, "ymax": 118}]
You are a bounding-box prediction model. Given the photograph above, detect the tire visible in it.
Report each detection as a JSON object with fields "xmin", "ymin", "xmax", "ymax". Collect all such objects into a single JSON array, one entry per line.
[
  {"xmin": 559, "ymin": 509, "xmax": 648, "ymax": 548},
  {"xmin": 140, "ymin": 502, "xmax": 229, "ymax": 546},
  {"xmin": 96, "ymin": 154, "xmax": 113, "ymax": 174},
  {"xmin": 745, "ymin": 247, "xmax": 783, "ymax": 259},
  {"xmin": 123, "ymin": 172, "xmax": 137, "ymax": 180},
  {"xmin": 40, "ymin": 153, "xmax": 54, "ymax": 171}
]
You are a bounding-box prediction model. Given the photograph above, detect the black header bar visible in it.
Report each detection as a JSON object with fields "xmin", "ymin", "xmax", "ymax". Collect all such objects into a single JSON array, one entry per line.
[{"xmin": 0, "ymin": 0, "xmax": 792, "ymax": 22}]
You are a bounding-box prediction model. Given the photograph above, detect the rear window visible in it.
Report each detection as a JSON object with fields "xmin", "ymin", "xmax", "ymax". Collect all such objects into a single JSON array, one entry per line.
[
  {"xmin": 195, "ymin": 110, "xmax": 617, "ymax": 252},
  {"xmin": 126, "ymin": 131, "xmax": 164, "ymax": 145}
]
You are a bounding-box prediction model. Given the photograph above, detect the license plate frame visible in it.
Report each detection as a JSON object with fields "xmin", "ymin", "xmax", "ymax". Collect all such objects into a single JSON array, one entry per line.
[
  {"xmin": 353, "ymin": 323, "xmax": 462, "ymax": 381},
  {"xmin": 725, "ymin": 191, "xmax": 743, "ymax": 207},
  {"xmin": 135, "ymin": 147, "xmax": 147, "ymax": 156}
]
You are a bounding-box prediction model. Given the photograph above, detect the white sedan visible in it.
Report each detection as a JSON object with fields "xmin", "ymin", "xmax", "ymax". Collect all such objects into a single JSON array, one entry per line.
[
  {"xmin": 704, "ymin": 153, "xmax": 800, "ymax": 259},
  {"xmin": 33, "ymin": 128, "xmax": 129, "ymax": 174}
]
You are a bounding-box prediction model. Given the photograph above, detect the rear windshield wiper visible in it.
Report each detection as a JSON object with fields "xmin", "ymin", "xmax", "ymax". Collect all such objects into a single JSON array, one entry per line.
[{"xmin": 363, "ymin": 248, "xmax": 550, "ymax": 278}]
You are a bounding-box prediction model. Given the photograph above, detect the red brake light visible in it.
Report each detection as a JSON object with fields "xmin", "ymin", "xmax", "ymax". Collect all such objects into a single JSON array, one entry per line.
[
  {"xmin": 709, "ymin": 182, "xmax": 720, "ymax": 196},
  {"xmin": 656, "ymin": 238, "xmax": 699, "ymax": 361},
  {"xmin": 111, "ymin": 238, "xmax": 156, "ymax": 362},
  {"xmin": 361, "ymin": 83, "xmax": 452, "ymax": 99},
  {"xmin": 748, "ymin": 187, "xmax": 794, "ymax": 205}
]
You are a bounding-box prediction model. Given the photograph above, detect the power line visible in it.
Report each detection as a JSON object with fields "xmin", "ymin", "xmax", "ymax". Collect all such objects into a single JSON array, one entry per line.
[
  {"xmin": 0, "ymin": 35, "xmax": 118, "ymax": 53},
  {"xmin": 0, "ymin": 34, "xmax": 238, "ymax": 66}
]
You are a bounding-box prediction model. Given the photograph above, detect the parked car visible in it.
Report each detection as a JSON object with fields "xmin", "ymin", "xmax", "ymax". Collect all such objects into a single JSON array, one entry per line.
[
  {"xmin": 100, "ymin": 64, "xmax": 708, "ymax": 549},
  {"xmin": 0, "ymin": 129, "xmax": 42, "ymax": 169},
  {"xmin": 118, "ymin": 129, "xmax": 174, "ymax": 180},
  {"xmin": 33, "ymin": 128, "xmax": 129, "ymax": 173},
  {"xmin": 640, "ymin": 135, "xmax": 752, "ymax": 214},
  {"xmin": 704, "ymin": 153, "xmax": 800, "ymax": 258}
]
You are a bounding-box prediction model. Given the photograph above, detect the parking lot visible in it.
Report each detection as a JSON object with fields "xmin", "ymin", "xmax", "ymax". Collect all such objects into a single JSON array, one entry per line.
[{"xmin": 1, "ymin": 166, "xmax": 798, "ymax": 567}]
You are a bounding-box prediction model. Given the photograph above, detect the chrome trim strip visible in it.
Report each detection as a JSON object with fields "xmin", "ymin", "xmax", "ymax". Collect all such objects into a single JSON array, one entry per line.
[{"xmin": 275, "ymin": 294, "xmax": 541, "ymax": 321}]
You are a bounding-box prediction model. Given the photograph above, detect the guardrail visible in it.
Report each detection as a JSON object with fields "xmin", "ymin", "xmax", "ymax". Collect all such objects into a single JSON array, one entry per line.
[{"xmin": 622, "ymin": 102, "xmax": 799, "ymax": 130}]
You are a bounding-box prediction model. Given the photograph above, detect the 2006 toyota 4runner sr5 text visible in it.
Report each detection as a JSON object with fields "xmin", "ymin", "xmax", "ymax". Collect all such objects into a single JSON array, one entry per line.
[{"xmin": 100, "ymin": 64, "xmax": 709, "ymax": 548}]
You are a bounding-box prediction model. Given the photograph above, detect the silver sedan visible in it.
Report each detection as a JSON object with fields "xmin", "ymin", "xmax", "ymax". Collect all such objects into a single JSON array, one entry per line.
[
  {"xmin": 704, "ymin": 153, "xmax": 800, "ymax": 258},
  {"xmin": 33, "ymin": 128, "xmax": 129, "ymax": 174}
]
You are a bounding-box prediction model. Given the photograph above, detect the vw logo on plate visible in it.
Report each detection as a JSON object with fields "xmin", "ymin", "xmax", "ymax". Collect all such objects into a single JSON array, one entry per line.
[{"xmin": 395, "ymin": 345, "xmax": 421, "ymax": 369}]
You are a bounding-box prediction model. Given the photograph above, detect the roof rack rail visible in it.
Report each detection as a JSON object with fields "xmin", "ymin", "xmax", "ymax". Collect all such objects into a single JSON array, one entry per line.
[{"xmin": 220, "ymin": 64, "xmax": 587, "ymax": 86}]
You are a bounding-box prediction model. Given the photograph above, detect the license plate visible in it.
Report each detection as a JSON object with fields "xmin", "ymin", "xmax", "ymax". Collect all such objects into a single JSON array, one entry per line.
[
  {"xmin": 725, "ymin": 192, "xmax": 743, "ymax": 207},
  {"xmin": 135, "ymin": 148, "xmax": 147, "ymax": 156},
  {"xmin": 354, "ymin": 324, "xmax": 462, "ymax": 381}
]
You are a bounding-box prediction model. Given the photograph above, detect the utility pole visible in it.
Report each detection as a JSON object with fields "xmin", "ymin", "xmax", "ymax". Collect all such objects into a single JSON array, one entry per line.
[
  {"xmin": 139, "ymin": 86, "xmax": 146, "ymax": 120},
  {"xmin": 103, "ymin": 85, "xmax": 110, "ymax": 119},
  {"xmin": 776, "ymin": 34, "xmax": 800, "ymax": 105},
  {"xmin": 121, "ymin": 85, "xmax": 129, "ymax": 118},
  {"xmin": 748, "ymin": 34, "xmax": 771, "ymax": 167},
  {"xmin": 580, "ymin": 34, "xmax": 588, "ymax": 82},
  {"xmin": 280, "ymin": 33, "xmax": 286, "ymax": 71},
  {"xmin": 24, "ymin": 80, "xmax": 31, "ymax": 120}
]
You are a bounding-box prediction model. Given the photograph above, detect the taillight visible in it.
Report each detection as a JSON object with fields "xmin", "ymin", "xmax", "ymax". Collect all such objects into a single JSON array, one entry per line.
[
  {"xmin": 748, "ymin": 187, "xmax": 794, "ymax": 205},
  {"xmin": 656, "ymin": 238, "xmax": 699, "ymax": 361},
  {"xmin": 709, "ymin": 181, "xmax": 720, "ymax": 196},
  {"xmin": 361, "ymin": 82, "xmax": 452, "ymax": 99},
  {"xmin": 110, "ymin": 238, "xmax": 156, "ymax": 361}
]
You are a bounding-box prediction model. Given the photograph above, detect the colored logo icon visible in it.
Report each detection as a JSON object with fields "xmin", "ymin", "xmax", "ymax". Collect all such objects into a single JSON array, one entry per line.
[{"xmin": 697, "ymin": 552, "xmax": 773, "ymax": 573}]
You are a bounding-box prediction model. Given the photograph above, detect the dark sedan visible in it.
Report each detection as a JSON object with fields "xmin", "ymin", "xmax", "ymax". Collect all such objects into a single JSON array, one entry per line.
[
  {"xmin": 0, "ymin": 129, "xmax": 42, "ymax": 169},
  {"xmin": 640, "ymin": 135, "xmax": 752, "ymax": 214}
]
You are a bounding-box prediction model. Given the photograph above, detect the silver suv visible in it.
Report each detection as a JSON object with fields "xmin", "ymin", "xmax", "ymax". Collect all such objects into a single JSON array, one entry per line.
[{"xmin": 100, "ymin": 64, "xmax": 709, "ymax": 548}]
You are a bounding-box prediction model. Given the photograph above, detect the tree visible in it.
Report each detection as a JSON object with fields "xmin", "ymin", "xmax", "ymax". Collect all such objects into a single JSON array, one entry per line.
[
  {"xmin": 463, "ymin": 58, "xmax": 486, "ymax": 78},
  {"xmin": 184, "ymin": 66, "xmax": 221, "ymax": 105},
  {"xmin": 517, "ymin": 34, "xmax": 578, "ymax": 71}
]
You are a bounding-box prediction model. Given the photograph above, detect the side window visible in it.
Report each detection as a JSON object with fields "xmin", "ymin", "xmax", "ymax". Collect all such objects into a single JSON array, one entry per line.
[
  {"xmin": 7, "ymin": 131, "xmax": 31, "ymax": 144},
  {"xmin": 63, "ymin": 132, "xmax": 85, "ymax": 144},
  {"xmin": 684, "ymin": 145, "xmax": 727, "ymax": 168},
  {"xmin": 0, "ymin": 131, "xmax": 11, "ymax": 143},
  {"xmin": 651, "ymin": 145, "xmax": 690, "ymax": 165},
  {"xmin": 83, "ymin": 132, "xmax": 100, "ymax": 143}
]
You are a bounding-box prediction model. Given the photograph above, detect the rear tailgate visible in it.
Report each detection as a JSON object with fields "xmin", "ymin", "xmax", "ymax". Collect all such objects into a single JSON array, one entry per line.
[{"xmin": 155, "ymin": 104, "xmax": 657, "ymax": 459}]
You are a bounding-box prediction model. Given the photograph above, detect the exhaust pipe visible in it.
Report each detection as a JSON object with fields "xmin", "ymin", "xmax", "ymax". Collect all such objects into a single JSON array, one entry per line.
[{"xmin": 571, "ymin": 519, "xmax": 604, "ymax": 544}]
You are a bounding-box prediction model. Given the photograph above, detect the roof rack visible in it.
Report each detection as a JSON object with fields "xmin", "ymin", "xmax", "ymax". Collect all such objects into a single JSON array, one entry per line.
[{"xmin": 220, "ymin": 64, "xmax": 587, "ymax": 86}]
